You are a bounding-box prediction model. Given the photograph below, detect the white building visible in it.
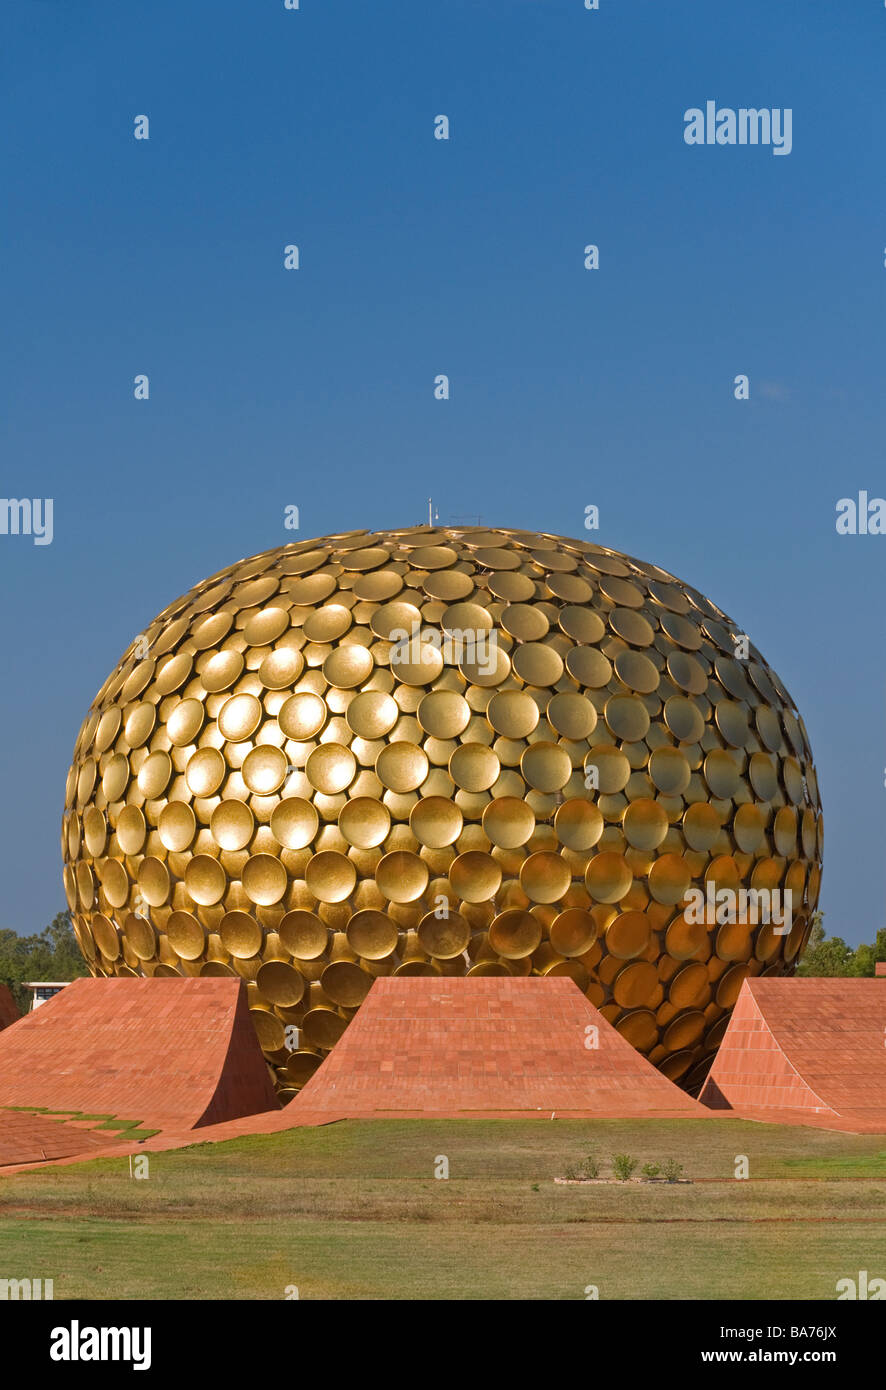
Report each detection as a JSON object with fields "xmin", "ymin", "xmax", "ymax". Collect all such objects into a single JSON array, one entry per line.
[{"xmin": 23, "ymin": 982, "xmax": 70, "ymax": 1011}]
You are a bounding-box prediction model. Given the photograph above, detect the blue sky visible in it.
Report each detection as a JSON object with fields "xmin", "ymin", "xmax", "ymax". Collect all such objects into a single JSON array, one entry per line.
[{"xmin": 2, "ymin": 0, "xmax": 884, "ymax": 942}]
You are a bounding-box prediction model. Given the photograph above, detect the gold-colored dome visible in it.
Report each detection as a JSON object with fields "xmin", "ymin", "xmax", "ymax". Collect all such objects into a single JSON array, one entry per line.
[{"xmin": 61, "ymin": 527, "xmax": 822, "ymax": 1099}]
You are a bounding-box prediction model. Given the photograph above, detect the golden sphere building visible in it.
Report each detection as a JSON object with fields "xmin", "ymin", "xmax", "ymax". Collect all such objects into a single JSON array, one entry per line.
[{"xmin": 61, "ymin": 528, "xmax": 822, "ymax": 1100}]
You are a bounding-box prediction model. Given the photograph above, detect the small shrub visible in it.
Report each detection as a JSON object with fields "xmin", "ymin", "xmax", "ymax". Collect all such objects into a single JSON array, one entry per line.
[
  {"xmin": 531, "ymin": 1183, "xmax": 540, "ymax": 1192},
  {"xmin": 580, "ymin": 1154, "xmax": 600, "ymax": 1179},
  {"xmin": 562, "ymin": 1164, "xmax": 578, "ymax": 1181},
  {"xmin": 641, "ymin": 1162, "xmax": 661, "ymax": 1180},
  {"xmin": 662, "ymin": 1158, "xmax": 684, "ymax": 1183},
  {"xmin": 612, "ymin": 1153, "xmax": 638, "ymax": 1182}
]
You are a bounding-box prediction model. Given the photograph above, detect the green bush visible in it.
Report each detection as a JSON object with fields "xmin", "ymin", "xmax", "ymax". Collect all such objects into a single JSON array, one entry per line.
[
  {"xmin": 612, "ymin": 1153, "xmax": 638, "ymax": 1182},
  {"xmin": 641, "ymin": 1162, "xmax": 661, "ymax": 1180},
  {"xmin": 580, "ymin": 1154, "xmax": 600, "ymax": 1179},
  {"xmin": 662, "ymin": 1158, "xmax": 684, "ymax": 1183}
]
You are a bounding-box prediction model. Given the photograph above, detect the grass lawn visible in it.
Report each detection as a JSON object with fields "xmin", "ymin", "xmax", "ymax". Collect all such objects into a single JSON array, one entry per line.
[{"xmin": 1, "ymin": 1118, "xmax": 885, "ymax": 1299}]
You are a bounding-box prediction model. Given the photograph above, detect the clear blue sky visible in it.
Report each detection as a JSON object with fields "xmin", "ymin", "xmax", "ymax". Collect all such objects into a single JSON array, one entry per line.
[{"xmin": 2, "ymin": 0, "xmax": 884, "ymax": 942}]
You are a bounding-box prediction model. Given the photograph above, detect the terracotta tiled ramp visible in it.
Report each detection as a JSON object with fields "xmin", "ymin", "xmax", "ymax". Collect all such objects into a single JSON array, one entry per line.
[
  {"xmin": 287, "ymin": 977, "xmax": 707, "ymax": 1121},
  {"xmin": 0, "ymin": 977, "xmax": 279, "ymax": 1137},
  {"xmin": 700, "ymin": 979, "xmax": 886, "ymax": 1132}
]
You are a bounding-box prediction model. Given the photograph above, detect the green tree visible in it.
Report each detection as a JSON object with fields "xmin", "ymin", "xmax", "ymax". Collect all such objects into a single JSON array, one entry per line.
[
  {"xmin": 797, "ymin": 914, "xmax": 886, "ymax": 978},
  {"xmin": 0, "ymin": 911, "xmax": 89, "ymax": 1014}
]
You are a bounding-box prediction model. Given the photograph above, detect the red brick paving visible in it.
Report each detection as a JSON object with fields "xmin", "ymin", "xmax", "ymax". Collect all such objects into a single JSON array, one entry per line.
[
  {"xmin": 0, "ymin": 978, "xmax": 278, "ymax": 1149},
  {"xmin": 0, "ymin": 1111, "xmax": 117, "ymax": 1166},
  {"xmin": 700, "ymin": 978, "xmax": 886, "ymax": 1132}
]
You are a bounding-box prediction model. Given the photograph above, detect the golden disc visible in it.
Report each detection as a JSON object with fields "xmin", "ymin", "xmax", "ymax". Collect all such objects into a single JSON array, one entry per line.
[
  {"xmin": 451, "ymin": 852, "xmax": 502, "ymax": 902},
  {"xmin": 554, "ymin": 798, "xmax": 603, "ymax": 851},
  {"xmin": 117, "ymin": 805, "xmax": 147, "ymax": 855},
  {"xmin": 270, "ymin": 798, "xmax": 319, "ymax": 849},
  {"xmin": 449, "ymin": 743, "xmax": 500, "ymax": 792},
  {"xmin": 513, "ymin": 642, "xmax": 564, "ymax": 686},
  {"xmin": 243, "ymin": 854, "xmax": 288, "ymax": 905},
  {"xmin": 186, "ymin": 747, "xmax": 227, "ymax": 796},
  {"xmin": 549, "ymin": 908, "xmax": 597, "ymax": 957},
  {"xmin": 322, "ymin": 961, "xmax": 372, "ymax": 1007},
  {"xmin": 488, "ymin": 909, "xmax": 542, "ymax": 958},
  {"xmin": 733, "ymin": 802, "xmax": 767, "ymax": 853},
  {"xmin": 663, "ymin": 1010, "xmax": 706, "ymax": 1050},
  {"xmin": 346, "ymin": 691, "xmax": 399, "ymax": 738},
  {"xmin": 521, "ymin": 851, "xmax": 572, "ymax": 903},
  {"xmin": 546, "ymin": 691, "xmax": 597, "ymax": 739},
  {"xmin": 306, "ymin": 851, "xmax": 356, "ymax": 903},
  {"xmin": 279, "ymin": 691, "xmax": 327, "ymax": 740},
  {"xmin": 749, "ymin": 752, "xmax": 779, "ymax": 801},
  {"xmin": 612, "ymin": 961, "xmax": 658, "ymax": 1008},
  {"xmin": 609, "ymin": 608, "xmax": 654, "ymax": 646},
  {"xmin": 138, "ymin": 857, "xmax": 170, "ymax": 906},
  {"xmin": 613, "ymin": 649, "xmax": 659, "ymax": 695},
  {"xmin": 410, "ymin": 797, "xmax": 464, "ymax": 848},
  {"xmin": 346, "ymin": 909, "xmax": 399, "ymax": 959},
  {"xmin": 622, "ymin": 798, "xmax": 668, "ymax": 850},
  {"xmin": 376, "ymin": 742, "xmax": 429, "ymax": 793},
  {"xmin": 186, "ymin": 855, "xmax": 227, "ymax": 906},
  {"xmin": 279, "ymin": 910, "xmax": 327, "ymax": 958},
  {"xmin": 417, "ymin": 910, "xmax": 471, "ymax": 958},
  {"xmin": 482, "ymin": 797, "xmax": 536, "ymax": 848},
  {"xmin": 715, "ymin": 700, "xmax": 751, "ymax": 748},
  {"xmin": 668, "ymin": 963, "xmax": 711, "ymax": 1010},
  {"xmin": 210, "ymin": 799, "xmax": 254, "ymax": 851},
  {"xmin": 92, "ymin": 914, "xmax": 121, "ymax": 960},
  {"xmin": 322, "ymin": 645, "xmax": 374, "ymax": 689},
  {"xmin": 585, "ymin": 851, "xmax": 632, "ymax": 903},
  {"xmin": 166, "ymin": 910, "xmax": 206, "ymax": 960},
  {"xmin": 303, "ymin": 604, "xmax": 352, "ymax": 643},
  {"xmin": 137, "ymin": 751, "xmax": 172, "ymax": 798},
  {"xmin": 285, "ymin": 1050, "xmax": 324, "ymax": 1085},
  {"xmin": 217, "ymin": 693, "xmax": 263, "ymax": 743},
  {"xmin": 663, "ymin": 696, "xmax": 704, "ymax": 743},
  {"xmin": 167, "ymin": 698, "xmax": 205, "ymax": 746},
  {"xmin": 616, "ymin": 1010, "xmax": 659, "ymax": 1051},
  {"xmin": 220, "ymin": 911, "xmax": 263, "ymax": 958},
  {"xmin": 243, "ymin": 745, "xmax": 289, "ymax": 795},
  {"xmin": 256, "ymin": 960, "xmax": 305, "ymax": 1006},
  {"xmin": 605, "ymin": 694, "xmax": 650, "ymax": 742},
  {"xmin": 376, "ymin": 850, "xmax": 428, "ymax": 902},
  {"xmin": 393, "ymin": 643, "xmax": 445, "ymax": 685},
  {"xmin": 665, "ymin": 912, "xmax": 709, "ymax": 960},
  {"xmin": 703, "ymin": 749, "xmax": 741, "ymax": 799},
  {"xmin": 339, "ymin": 797, "xmax": 391, "ymax": 848},
  {"xmin": 648, "ymin": 853, "xmax": 691, "ymax": 905},
  {"xmin": 666, "ymin": 650, "xmax": 707, "ymax": 695},
  {"xmin": 649, "ymin": 747, "xmax": 691, "ymax": 796},
  {"xmin": 606, "ymin": 910, "xmax": 652, "ymax": 960},
  {"xmin": 486, "ymin": 690, "xmax": 540, "ymax": 738},
  {"xmin": 559, "ymin": 606, "xmax": 605, "ymax": 644},
  {"xmin": 200, "ymin": 649, "xmax": 245, "ymax": 693},
  {"xmin": 520, "ymin": 742, "xmax": 572, "ymax": 792},
  {"xmin": 250, "ymin": 1008, "xmax": 286, "ymax": 1052},
  {"xmin": 501, "ymin": 604, "xmax": 549, "ymax": 640}
]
